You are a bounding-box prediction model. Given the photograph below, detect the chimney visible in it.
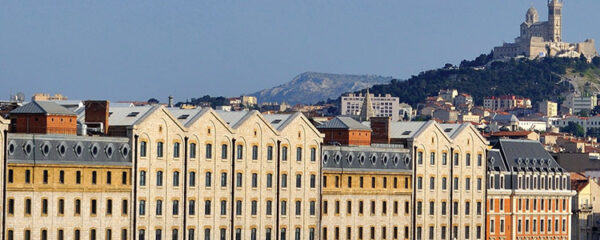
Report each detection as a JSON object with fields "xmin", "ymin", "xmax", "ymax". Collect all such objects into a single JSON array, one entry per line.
[
  {"xmin": 370, "ymin": 117, "xmax": 391, "ymax": 144},
  {"xmin": 168, "ymin": 96, "xmax": 174, "ymax": 108},
  {"xmin": 84, "ymin": 100, "xmax": 110, "ymax": 135}
]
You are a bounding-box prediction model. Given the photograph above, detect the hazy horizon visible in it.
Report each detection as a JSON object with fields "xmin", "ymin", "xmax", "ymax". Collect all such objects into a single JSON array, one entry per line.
[{"xmin": 2, "ymin": 1, "xmax": 600, "ymax": 103}]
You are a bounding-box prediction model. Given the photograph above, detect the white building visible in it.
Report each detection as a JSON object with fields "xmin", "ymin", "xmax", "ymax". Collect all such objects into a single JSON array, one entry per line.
[{"xmin": 341, "ymin": 93, "xmax": 405, "ymax": 121}]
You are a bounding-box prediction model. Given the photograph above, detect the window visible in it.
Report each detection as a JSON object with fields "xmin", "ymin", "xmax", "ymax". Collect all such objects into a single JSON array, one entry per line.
[
  {"xmin": 371, "ymin": 177, "xmax": 376, "ymax": 188},
  {"xmin": 295, "ymin": 200, "xmax": 301, "ymax": 215},
  {"xmin": 25, "ymin": 198, "xmax": 32, "ymax": 215},
  {"xmin": 42, "ymin": 198, "xmax": 48, "ymax": 214},
  {"xmin": 296, "ymin": 147, "xmax": 302, "ymax": 161},
  {"xmin": 477, "ymin": 202, "xmax": 482, "ymax": 215},
  {"xmin": 205, "ymin": 172, "xmax": 212, "ymax": 187},
  {"xmin": 219, "ymin": 201, "xmax": 225, "ymax": 215},
  {"xmin": 59, "ymin": 170, "xmax": 65, "ymax": 184},
  {"xmin": 405, "ymin": 201, "xmax": 410, "ymax": 214},
  {"xmin": 140, "ymin": 141, "xmax": 147, "ymax": 157},
  {"xmin": 91, "ymin": 199, "xmax": 97, "ymax": 215},
  {"xmin": 417, "ymin": 151, "xmax": 423, "ymax": 164},
  {"xmin": 190, "ymin": 143, "xmax": 197, "ymax": 158},
  {"xmin": 442, "ymin": 177, "xmax": 447, "ymax": 190},
  {"xmin": 417, "ymin": 201, "xmax": 422, "ymax": 215},
  {"xmin": 107, "ymin": 171, "xmax": 112, "ymax": 185},
  {"xmin": 252, "ymin": 146, "xmax": 258, "ymax": 160},
  {"xmin": 172, "ymin": 200, "xmax": 179, "ymax": 215},
  {"xmin": 441, "ymin": 201, "xmax": 447, "ymax": 215},
  {"xmin": 156, "ymin": 200, "xmax": 162, "ymax": 215},
  {"xmin": 251, "ymin": 200, "xmax": 257, "ymax": 215},
  {"xmin": 417, "ymin": 177, "xmax": 423, "ymax": 190},
  {"xmin": 252, "ymin": 173, "xmax": 258, "ymax": 188},
  {"xmin": 430, "ymin": 152, "xmax": 435, "ymax": 165},
  {"xmin": 466, "ymin": 153, "xmax": 471, "ymax": 166},
  {"xmin": 266, "ymin": 200, "xmax": 273, "ymax": 215},
  {"xmin": 454, "ymin": 177, "xmax": 459, "ymax": 190},
  {"xmin": 107, "ymin": 199, "xmax": 113, "ymax": 215},
  {"xmin": 155, "ymin": 229, "xmax": 162, "ymax": 240},
  {"xmin": 25, "ymin": 169, "xmax": 31, "ymax": 183},
  {"xmin": 75, "ymin": 199, "xmax": 81, "ymax": 215},
  {"xmin": 173, "ymin": 142, "xmax": 180, "ymax": 158},
  {"xmin": 359, "ymin": 201, "xmax": 364, "ymax": 214},
  {"xmin": 122, "ymin": 199, "xmax": 128, "ymax": 215},
  {"xmin": 465, "ymin": 177, "xmax": 471, "ymax": 191},
  {"xmin": 310, "ymin": 148, "xmax": 316, "ymax": 162},
  {"xmin": 360, "ymin": 177, "xmax": 364, "ymax": 188},
  {"xmin": 138, "ymin": 230, "xmax": 145, "ymax": 240},
  {"xmin": 236, "ymin": 200, "xmax": 242, "ymax": 215},
  {"xmin": 140, "ymin": 171, "xmax": 146, "ymax": 186},
  {"xmin": 42, "ymin": 170, "xmax": 49, "ymax": 184},
  {"xmin": 477, "ymin": 154, "xmax": 482, "ymax": 166},
  {"xmin": 189, "ymin": 172, "xmax": 196, "ymax": 187},
  {"xmin": 296, "ymin": 174, "xmax": 302, "ymax": 188},
  {"xmin": 173, "ymin": 171, "xmax": 180, "ymax": 187},
  {"xmin": 236, "ymin": 173, "xmax": 243, "ymax": 187},
  {"xmin": 156, "ymin": 171, "xmax": 163, "ymax": 186},
  {"xmin": 453, "ymin": 201, "xmax": 458, "ymax": 216},
  {"xmin": 442, "ymin": 152, "xmax": 448, "ymax": 165},
  {"xmin": 157, "ymin": 142, "xmax": 164, "ymax": 158},
  {"xmin": 500, "ymin": 219, "xmax": 505, "ymax": 233},
  {"xmin": 172, "ymin": 229, "xmax": 178, "ymax": 240},
  {"xmin": 477, "ymin": 178, "xmax": 482, "ymax": 191},
  {"xmin": 281, "ymin": 200, "xmax": 287, "ymax": 215},
  {"xmin": 310, "ymin": 174, "xmax": 316, "ymax": 188},
  {"xmin": 429, "ymin": 202, "xmax": 434, "ymax": 215},
  {"xmin": 347, "ymin": 201, "xmax": 352, "ymax": 215},
  {"xmin": 267, "ymin": 146, "xmax": 273, "ymax": 161},
  {"xmin": 206, "ymin": 144, "xmax": 213, "ymax": 159},
  {"xmin": 454, "ymin": 153, "xmax": 459, "ymax": 165},
  {"xmin": 76, "ymin": 171, "xmax": 81, "ymax": 184},
  {"xmin": 122, "ymin": 171, "xmax": 127, "ymax": 185},
  {"xmin": 465, "ymin": 201, "xmax": 470, "ymax": 215},
  {"xmin": 204, "ymin": 200, "xmax": 211, "ymax": 215},
  {"xmin": 8, "ymin": 199, "xmax": 14, "ymax": 215},
  {"xmin": 310, "ymin": 201, "xmax": 316, "ymax": 216},
  {"xmin": 282, "ymin": 174, "xmax": 288, "ymax": 188},
  {"xmin": 221, "ymin": 172, "xmax": 227, "ymax": 187},
  {"xmin": 236, "ymin": 145, "xmax": 243, "ymax": 159},
  {"xmin": 429, "ymin": 177, "xmax": 435, "ymax": 190},
  {"xmin": 267, "ymin": 173, "xmax": 273, "ymax": 188}
]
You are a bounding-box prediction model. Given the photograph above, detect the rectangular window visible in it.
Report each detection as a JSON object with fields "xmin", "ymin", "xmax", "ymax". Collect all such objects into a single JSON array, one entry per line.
[
  {"xmin": 236, "ymin": 173, "xmax": 243, "ymax": 187},
  {"xmin": 172, "ymin": 200, "xmax": 179, "ymax": 215},
  {"xmin": 43, "ymin": 170, "xmax": 49, "ymax": 184},
  {"xmin": 267, "ymin": 146, "xmax": 273, "ymax": 160},
  {"xmin": 310, "ymin": 174, "xmax": 316, "ymax": 188},
  {"xmin": 156, "ymin": 200, "xmax": 162, "ymax": 215},
  {"xmin": 122, "ymin": 171, "xmax": 127, "ymax": 185},
  {"xmin": 25, "ymin": 169, "xmax": 31, "ymax": 183},
  {"xmin": 429, "ymin": 202, "xmax": 434, "ymax": 215},
  {"xmin": 107, "ymin": 171, "xmax": 112, "ymax": 185},
  {"xmin": 190, "ymin": 143, "xmax": 196, "ymax": 158},
  {"xmin": 59, "ymin": 170, "xmax": 65, "ymax": 184},
  {"xmin": 221, "ymin": 172, "xmax": 227, "ymax": 187},
  {"xmin": 91, "ymin": 199, "xmax": 97, "ymax": 215},
  {"xmin": 417, "ymin": 151, "xmax": 423, "ymax": 164},
  {"xmin": 296, "ymin": 147, "xmax": 302, "ymax": 161},
  {"xmin": 267, "ymin": 173, "xmax": 273, "ymax": 188},
  {"xmin": 295, "ymin": 200, "xmax": 301, "ymax": 215},
  {"xmin": 252, "ymin": 146, "xmax": 258, "ymax": 160},
  {"xmin": 173, "ymin": 142, "xmax": 180, "ymax": 158},
  {"xmin": 266, "ymin": 200, "xmax": 272, "ymax": 215},
  {"xmin": 442, "ymin": 152, "xmax": 447, "ymax": 165},
  {"xmin": 236, "ymin": 145, "xmax": 243, "ymax": 160},
  {"xmin": 157, "ymin": 142, "xmax": 163, "ymax": 158},
  {"xmin": 122, "ymin": 199, "xmax": 128, "ymax": 215},
  {"xmin": 76, "ymin": 171, "xmax": 81, "ymax": 184},
  {"xmin": 430, "ymin": 177, "xmax": 435, "ymax": 190},
  {"xmin": 140, "ymin": 141, "xmax": 147, "ymax": 157},
  {"xmin": 282, "ymin": 174, "xmax": 288, "ymax": 188},
  {"xmin": 466, "ymin": 153, "xmax": 471, "ymax": 166},
  {"xmin": 205, "ymin": 200, "xmax": 211, "ymax": 215},
  {"xmin": 430, "ymin": 152, "xmax": 435, "ymax": 165},
  {"xmin": 296, "ymin": 174, "xmax": 302, "ymax": 188},
  {"xmin": 252, "ymin": 173, "xmax": 258, "ymax": 188},
  {"xmin": 107, "ymin": 199, "xmax": 113, "ymax": 215},
  {"xmin": 282, "ymin": 147, "xmax": 288, "ymax": 161},
  {"xmin": 206, "ymin": 144, "xmax": 213, "ymax": 159},
  {"xmin": 92, "ymin": 171, "xmax": 97, "ymax": 184},
  {"xmin": 310, "ymin": 148, "xmax": 316, "ymax": 162},
  {"xmin": 465, "ymin": 177, "xmax": 470, "ymax": 191}
]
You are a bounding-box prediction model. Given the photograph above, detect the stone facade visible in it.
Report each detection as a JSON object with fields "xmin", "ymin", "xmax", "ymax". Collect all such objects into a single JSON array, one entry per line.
[
  {"xmin": 321, "ymin": 145, "xmax": 412, "ymax": 240},
  {"xmin": 494, "ymin": 0, "xmax": 598, "ymax": 60}
]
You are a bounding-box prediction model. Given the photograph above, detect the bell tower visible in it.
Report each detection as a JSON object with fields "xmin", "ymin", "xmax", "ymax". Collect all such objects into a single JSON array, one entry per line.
[{"xmin": 547, "ymin": 0, "xmax": 562, "ymax": 42}]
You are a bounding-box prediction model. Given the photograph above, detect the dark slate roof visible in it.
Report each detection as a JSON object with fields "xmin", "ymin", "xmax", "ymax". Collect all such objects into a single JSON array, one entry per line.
[
  {"xmin": 322, "ymin": 145, "xmax": 411, "ymax": 172},
  {"xmin": 496, "ymin": 139, "xmax": 564, "ymax": 173},
  {"xmin": 487, "ymin": 149, "xmax": 508, "ymax": 172},
  {"xmin": 10, "ymin": 101, "xmax": 76, "ymax": 116},
  {"xmin": 7, "ymin": 134, "xmax": 131, "ymax": 166},
  {"xmin": 317, "ymin": 117, "xmax": 371, "ymax": 131}
]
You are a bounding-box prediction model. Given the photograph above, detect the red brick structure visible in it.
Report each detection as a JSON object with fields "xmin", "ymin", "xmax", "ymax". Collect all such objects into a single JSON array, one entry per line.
[
  {"xmin": 317, "ymin": 116, "xmax": 372, "ymax": 146},
  {"xmin": 84, "ymin": 100, "xmax": 110, "ymax": 134},
  {"xmin": 9, "ymin": 101, "xmax": 77, "ymax": 135}
]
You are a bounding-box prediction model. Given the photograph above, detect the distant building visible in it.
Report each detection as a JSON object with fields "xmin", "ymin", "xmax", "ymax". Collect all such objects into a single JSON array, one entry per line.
[
  {"xmin": 9, "ymin": 101, "xmax": 77, "ymax": 135},
  {"xmin": 484, "ymin": 95, "xmax": 532, "ymax": 111},
  {"xmin": 460, "ymin": 112, "xmax": 480, "ymax": 123},
  {"xmin": 260, "ymin": 102, "xmax": 289, "ymax": 112},
  {"xmin": 31, "ymin": 93, "xmax": 68, "ymax": 101},
  {"xmin": 432, "ymin": 108, "xmax": 459, "ymax": 122},
  {"xmin": 570, "ymin": 172, "xmax": 600, "ymax": 240},
  {"xmin": 562, "ymin": 94, "xmax": 597, "ymax": 115},
  {"xmin": 539, "ymin": 100, "xmax": 559, "ymax": 117},
  {"xmin": 493, "ymin": 1, "xmax": 598, "ymax": 60},
  {"xmin": 317, "ymin": 116, "xmax": 372, "ymax": 146},
  {"xmin": 438, "ymin": 89, "xmax": 458, "ymax": 103},
  {"xmin": 341, "ymin": 92, "xmax": 404, "ymax": 121},
  {"xmin": 240, "ymin": 95, "xmax": 257, "ymax": 106}
]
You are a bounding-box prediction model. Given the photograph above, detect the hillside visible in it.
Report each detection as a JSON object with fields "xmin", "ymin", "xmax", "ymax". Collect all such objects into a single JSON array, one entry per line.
[
  {"xmin": 365, "ymin": 55, "xmax": 600, "ymax": 107},
  {"xmin": 249, "ymin": 72, "xmax": 392, "ymax": 105}
]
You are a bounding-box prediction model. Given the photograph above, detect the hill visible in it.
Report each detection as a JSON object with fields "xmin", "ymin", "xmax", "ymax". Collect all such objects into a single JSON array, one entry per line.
[
  {"xmin": 365, "ymin": 55, "xmax": 600, "ymax": 107},
  {"xmin": 249, "ymin": 72, "xmax": 392, "ymax": 105}
]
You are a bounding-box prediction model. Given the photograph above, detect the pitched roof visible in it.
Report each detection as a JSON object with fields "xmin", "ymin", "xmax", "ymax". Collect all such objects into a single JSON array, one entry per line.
[
  {"xmin": 388, "ymin": 121, "xmax": 430, "ymax": 139},
  {"xmin": 108, "ymin": 105, "xmax": 157, "ymax": 126},
  {"xmin": 10, "ymin": 101, "xmax": 76, "ymax": 116},
  {"xmin": 496, "ymin": 139, "xmax": 564, "ymax": 173},
  {"xmin": 317, "ymin": 117, "xmax": 371, "ymax": 131},
  {"xmin": 487, "ymin": 149, "xmax": 508, "ymax": 172}
]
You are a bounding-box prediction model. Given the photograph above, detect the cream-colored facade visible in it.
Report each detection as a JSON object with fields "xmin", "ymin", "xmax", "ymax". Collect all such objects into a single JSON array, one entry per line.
[
  {"xmin": 321, "ymin": 145, "xmax": 412, "ymax": 240},
  {"xmin": 539, "ymin": 101, "xmax": 558, "ymax": 117},
  {"xmin": 106, "ymin": 106, "xmax": 323, "ymax": 240},
  {"xmin": 572, "ymin": 177, "xmax": 600, "ymax": 240},
  {"xmin": 383, "ymin": 121, "xmax": 488, "ymax": 240}
]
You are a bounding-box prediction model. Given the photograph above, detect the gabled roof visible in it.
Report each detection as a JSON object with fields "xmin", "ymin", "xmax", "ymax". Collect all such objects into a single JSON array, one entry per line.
[
  {"xmin": 317, "ymin": 117, "xmax": 371, "ymax": 131},
  {"xmin": 108, "ymin": 105, "xmax": 157, "ymax": 126},
  {"xmin": 487, "ymin": 149, "xmax": 508, "ymax": 172},
  {"xmin": 10, "ymin": 101, "xmax": 76, "ymax": 116},
  {"xmin": 496, "ymin": 139, "xmax": 564, "ymax": 173},
  {"xmin": 387, "ymin": 121, "xmax": 430, "ymax": 139}
]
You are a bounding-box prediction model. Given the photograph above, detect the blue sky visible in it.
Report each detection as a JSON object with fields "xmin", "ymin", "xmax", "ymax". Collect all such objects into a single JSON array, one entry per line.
[{"xmin": 1, "ymin": 1, "xmax": 599, "ymax": 103}]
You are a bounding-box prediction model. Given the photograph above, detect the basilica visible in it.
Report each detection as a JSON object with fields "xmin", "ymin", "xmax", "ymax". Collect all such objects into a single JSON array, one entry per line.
[{"xmin": 494, "ymin": 0, "xmax": 598, "ymax": 60}]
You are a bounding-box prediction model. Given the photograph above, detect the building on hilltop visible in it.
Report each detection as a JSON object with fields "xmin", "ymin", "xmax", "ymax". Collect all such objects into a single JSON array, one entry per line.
[
  {"xmin": 493, "ymin": 0, "xmax": 598, "ymax": 60},
  {"xmin": 341, "ymin": 92, "xmax": 408, "ymax": 121}
]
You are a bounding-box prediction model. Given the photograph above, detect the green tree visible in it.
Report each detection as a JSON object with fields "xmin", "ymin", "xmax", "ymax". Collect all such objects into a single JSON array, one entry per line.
[
  {"xmin": 590, "ymin": 105, "xmax": 600, "ymax": 116},
  {"xmin": 560, "ymin": 122, "xmax": 585, "ymax": 137},
  {"xmin": 577, "ymin": 110, "xmax": 590, "ymax": 117},
  {"xmin": 587, "ymin": 127, "xmax": 600, "ymax": 140}
]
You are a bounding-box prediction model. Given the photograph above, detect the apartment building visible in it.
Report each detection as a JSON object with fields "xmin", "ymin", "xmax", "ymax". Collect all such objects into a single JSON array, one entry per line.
[
  {"xmin": 570, "ymin": 172, "xmax": 600, "ymax": 240},
  {"xmin": 486, "ymin": 139, "xmax": 575, "ymax": 240},
  {"xmin": 341, "ymin": 93, "xmax": 404, "ymax": 121},
  {"xmin": 321, "ymin": 145, "xmax": 412, "ymax": 240},
  {"xmin": 484, "ymin": 96, "xmax": 532, "ymax": 111},
  {"xmin": 370, "ymin": 118, "xmax": 488, "ymax": 240}
]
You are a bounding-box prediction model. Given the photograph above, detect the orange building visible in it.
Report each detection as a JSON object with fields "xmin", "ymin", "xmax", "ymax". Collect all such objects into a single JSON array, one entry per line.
[
  {"xmin": 317, "ymin": 116, "xmax": 372, "ymax": 146},
  {"xmin": 9, "ymin": 101, "xmax": 77, "ymax": 135},
  {"xmin": 486, "ymin": 140, "xmax": 575, "ymax": 240}
]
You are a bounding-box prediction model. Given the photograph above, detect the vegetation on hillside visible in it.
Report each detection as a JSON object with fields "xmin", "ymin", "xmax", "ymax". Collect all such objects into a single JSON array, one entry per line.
[{"xmin": 365, "ymin": 54, "xmax": 600, "ymax": 107}]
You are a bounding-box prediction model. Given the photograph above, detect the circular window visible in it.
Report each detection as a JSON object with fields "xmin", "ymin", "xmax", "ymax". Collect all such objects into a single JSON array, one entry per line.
[
  {"xmin": 404, "ymin": 156, "xmax": 410, "ymax": 166},
  {"xmin": 382, "ymin": 156, "xmax": 388, "ymax": 165},
  {"xmin": 91, "ymin": 144, "xmax": 99, "ymax": 158},
  {"xmin": 323, "ymin": 154, "xmax": 329, "ymax": 164},
  {"xmin": 121, "ymin": 144, "xmax": 130, "ymax": 158},
  {"xmin": 40, "ymin": 141, "xmax": 51, "ymax": 156},
  {"xmin": 24, "ymin": 141, "xmax": 33, "ymax": 156},
  {"xmin": 8, "ymin": 141, "xmax": 16, "ymax": 156},
  {"xmin": 347, "ymin": 155, "xmax": 353, "ymax": 164},
  {"xmin": 371, "ymin": 155, "xmax": 377, "ymax": 165},
  {"xmin": 359, "ymin": 155, "xmax": 365, "ymax": 165},
  {"xmin": 335, "ymin": 154, "xmax": 341, "ymax": 164},
  {"xmin": 393, "ymin": 156, "xmax": 399, "ymax": 166},
  {"xmin": 57, "ymin": 142, "xmax": 67, "ymax": 156}
]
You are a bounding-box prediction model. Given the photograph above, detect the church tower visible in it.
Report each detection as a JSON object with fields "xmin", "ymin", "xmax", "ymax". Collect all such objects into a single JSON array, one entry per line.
[
  {"xmin": 359, "ymin": 89, "xmax": 375, "ymax": 121},
  {"xmin": 547, "ymin": 0, "xmax": 562, "ymax": 42}
]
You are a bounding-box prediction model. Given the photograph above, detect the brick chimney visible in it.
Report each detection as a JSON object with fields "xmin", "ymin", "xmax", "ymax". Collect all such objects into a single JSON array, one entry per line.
[
  {"xmin": 84, "ymin": 100, "xmax": 110, "ymax": 135},
  {"xmin": 371, "ymin": 117, "xmax": 390, "ymax": 144}
]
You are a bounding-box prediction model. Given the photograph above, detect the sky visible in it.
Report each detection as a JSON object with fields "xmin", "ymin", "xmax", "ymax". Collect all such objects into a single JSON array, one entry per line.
[{"xmin": 1, "ymin": 1, "xmax": 600, "ymax": 103}]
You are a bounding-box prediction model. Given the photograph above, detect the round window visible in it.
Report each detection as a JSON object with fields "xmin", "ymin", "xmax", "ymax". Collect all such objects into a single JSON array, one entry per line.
[
  {"xmin": 74, "ymin": 143, "xmax": 84, "ymax": 157},
  {"xmin": 323, "ymin": 154, "xmax": 328, "ymax": 164},
  {"xmin": 58, "ymin": 144, "xmax": 66, "ymax": 156},
  {"xmin": 8, "ymin": 141, "xmax": 16, "ymax": 155},
  {"xmin": 371, "ymin": 156, "xmax": 377, "ymax": 165},
  {"xmin": 335, "ymin": 154, "xmax": 341, "ymax": 164},
  {"xmin": 347, "ymin": 155, "xmax": 353, "ymax": 164},
  {"xmin": 393, "ymin": 156, "xmax": 399, "ymax": 166},
  {"xmin": 24, "ymin": 141, "xmax": 33, "ymax": 156},
  {"xmin": 91, "ymin": 144, "xmax": 99, "ymax": 157},
  {"xmin": 383, "ymin": 156, "xmax": 388, "ymax": 165},
  {"xmin": 42, "ymin": 144, "xmax": 50, "ymax": 156},
  {"xmin": 121, "ymin": 144, "xmax": 130, "ymax": 158},
  {"xmin": 106, "ymin": 144, "xmax": 114, "ymax": 158}
]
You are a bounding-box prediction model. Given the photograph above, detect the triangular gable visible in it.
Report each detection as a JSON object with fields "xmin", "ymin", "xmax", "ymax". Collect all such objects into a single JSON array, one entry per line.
[
  {"xmin": 231, "ymin": 110, "xmax": 280, "ymax": 136},
  {"xmin": 412, "ymin": 120, "xmax": 453, "ymax": 143},
  {"xmin": 183, "ymin": 107, "xmax": 235, "ymax": 134},
  {"xmin": 448, "ymin": 123, "xmax": 488, "ymax": 145},
  {"xmin": 277, "ymin": 112, "xmax": 324, "ymax": 138},
  {"xmin": 133, "ymin": 105, "xmax": 187, "ymax": 132}
]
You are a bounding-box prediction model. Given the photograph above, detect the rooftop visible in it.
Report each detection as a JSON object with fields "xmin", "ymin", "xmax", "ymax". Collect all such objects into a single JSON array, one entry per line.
[{"xmin": 10, "ymin": 101, "xmax": 76, "ymax": 116}]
